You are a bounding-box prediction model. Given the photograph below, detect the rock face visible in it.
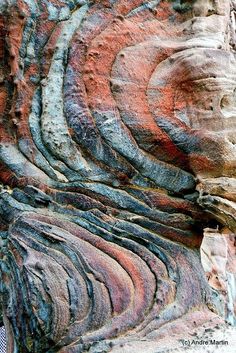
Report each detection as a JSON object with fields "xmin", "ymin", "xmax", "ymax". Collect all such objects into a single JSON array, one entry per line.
[
  {"xmin": 201, "ymin": 227, "xmax": 236, "ymax": 325},
  {"xmin": 0, "ymin": 0, "xmax": 235, "ymax": 352}
]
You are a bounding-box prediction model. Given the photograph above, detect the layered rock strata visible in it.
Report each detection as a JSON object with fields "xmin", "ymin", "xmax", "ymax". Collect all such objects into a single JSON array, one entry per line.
[{"xmin": 0, "ymin": 0, "xmax": 235, "ymax": 352}]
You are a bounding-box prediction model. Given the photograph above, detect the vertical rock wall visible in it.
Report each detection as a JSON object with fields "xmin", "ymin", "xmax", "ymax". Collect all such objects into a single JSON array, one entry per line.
[{"xmin": 0, "ymin": 0, "xmax": 235, "ymax": 352}]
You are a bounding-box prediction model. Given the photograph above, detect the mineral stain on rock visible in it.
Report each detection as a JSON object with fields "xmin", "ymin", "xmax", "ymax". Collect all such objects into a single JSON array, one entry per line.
[{"xmin": 0, "ymin": 0, "xmax": 235, "ymax": 352}]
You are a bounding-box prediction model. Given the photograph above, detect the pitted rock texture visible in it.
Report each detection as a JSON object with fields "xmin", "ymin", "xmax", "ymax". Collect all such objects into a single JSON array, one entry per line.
[{"xmin": 0, "ymin": 0, "xmax": 235, "ymax": 352}]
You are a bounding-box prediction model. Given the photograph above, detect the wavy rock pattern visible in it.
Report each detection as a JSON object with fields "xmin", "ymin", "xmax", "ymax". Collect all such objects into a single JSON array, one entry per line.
[{"xmin": 0, "ymin": 0, "xmax": 235, "ymax": 352}]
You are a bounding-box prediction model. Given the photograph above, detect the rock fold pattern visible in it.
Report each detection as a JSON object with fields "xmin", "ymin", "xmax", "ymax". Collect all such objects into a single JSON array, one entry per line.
[{"xmin": 0, "ymin": 0, "xmax": 235, "ymax": 352}]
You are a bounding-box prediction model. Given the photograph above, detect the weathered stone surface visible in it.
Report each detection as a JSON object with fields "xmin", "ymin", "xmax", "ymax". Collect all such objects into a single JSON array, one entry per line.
[
  {"xmin": 201, "ymin": 227, "xmax": 236, "ymax": 326},
  {"xmin": 0, "ymin": 0, "xmax": 235, "ymax": 352}
]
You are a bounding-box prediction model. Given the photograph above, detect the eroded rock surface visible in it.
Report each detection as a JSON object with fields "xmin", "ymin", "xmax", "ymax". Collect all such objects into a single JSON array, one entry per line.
[
  {"xmin": 0, "ymin": 0, "xmax": 235, "ymax": 352},
  {"xmin": 201, "ymin": 227, "xmax": 236, "ymax": 325}
]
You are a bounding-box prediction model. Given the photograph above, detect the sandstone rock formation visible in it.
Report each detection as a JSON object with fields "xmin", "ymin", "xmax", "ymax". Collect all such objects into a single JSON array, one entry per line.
[
  {"xmin": 201, "ymin": 227, "xmax": 236, "ymax": 325},
  {"xmin": 0, "ymin": 0, "xmax": 235, "ymax": 352}
]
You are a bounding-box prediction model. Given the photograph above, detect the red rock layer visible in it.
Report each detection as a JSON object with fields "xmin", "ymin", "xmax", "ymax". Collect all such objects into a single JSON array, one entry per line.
[{"xmin": 0, "ymin": 1, "xmax": 235, "ymax": 352}]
